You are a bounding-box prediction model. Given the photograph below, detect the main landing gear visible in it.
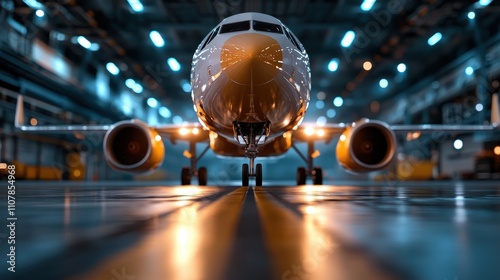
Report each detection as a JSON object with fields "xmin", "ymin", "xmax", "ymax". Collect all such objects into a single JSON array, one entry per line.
[
  {"xmin": 234, "ymin": 121, "xmax": 269, "ymax": 187},
  {"xmin": 180, "ymin": 141, "xmax": 210, "ymax": 186},
  {"xmin": 292, "ymin": 141, "xmax": 324, "ymax": 185}
]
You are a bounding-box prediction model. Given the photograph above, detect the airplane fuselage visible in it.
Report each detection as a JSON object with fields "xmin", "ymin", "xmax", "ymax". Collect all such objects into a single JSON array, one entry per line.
[{"xmin": 191, "ymin": 13, "xmax": 311, "ymax": 146}]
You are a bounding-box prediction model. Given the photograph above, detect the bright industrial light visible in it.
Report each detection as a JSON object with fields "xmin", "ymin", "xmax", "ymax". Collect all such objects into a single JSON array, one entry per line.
[
  {"xmin": 478, "ymin": 0, "xmax": 493, "ymax": 6},
  {"xmin": 468, "ymin": 11, "xmax": 476, "ymax": 19},
  {"xmin": 494, "ymin": 146, "xmax": 500, "ymax": 156},
  {"xmin": 476, "ymin": 103, "xmax": 483, "ymax": 112},
  {"xmin": 192, "ymin": 128, "xmax": 200, "ymax": 135},
  {"xmin": 465, "ymin": 66, "xmax": 474, "ymax": 76},
  {"xmin": 147, "ymin": 97, "xmax": 158, "ymax": 108},
  {"xmin": 363, "ymin": 61, "xmax": 372, "ymax": 71},
  {"xmin": 427, "ymin": 32, "xmax": 442, "ymax": 46},
  {"xmin": 181, "ymin": 80, "xmax": 192, "ymax": 93},
  {"xmin": 23, "ymin": 0, "xmax": 44, "ymax": 9},
  {"xmin": 328, "ymin": 58, "xmax": 339, "ymax": 72},
  {"xmin": 106, "ymin": 62, "xmax": 120, "ymax": 75},
  {"xmin": 379, "ymin": 78, "xmax": 389, "ymax": 88},
  {"xmin": 316, "ymin": 116, "xmax": 327, "ymax": 126},
  {"xmin": 149, "ymin": 30, "xmax": 165, "ymax": 48},
  {"xmin": 172, "ymin": 116, "xmax": 183, "ymax": 125},
  {"xmin": 341, "ymin": 30, "xmax": 356, "ymax": 48},
  {"xmin": 333, "ymin": 96, "xmax": 343, "ymax": 107},
  {"xmin": 315, "ymin": 100, "xmax": 325, "ymax": 109},
  {"xmin": 132, "ymin": 83, "xmax": 143, "ymax": 94},
  {"xmin": 127, "ymin": 0, "xmax": 144, "ymax": 12},
  {"xmin": 167, "ymin": 57, "xmax": 181, "ymax": 72},
  {"xmin": 155, "ymin": 135, "xmax": 162, "ymax": 142},
  {"xmin": 159, "ymin": 106, "xmax": 171, "ymax": 118},
  {"xmin": 397, "ymin": 63, "xmax": 406, "ymax": 73},
  {"xmin": 77, "ymin": 36, "xmax": 92, "ymax": 49},
  {"xmin": 35, "ymin": 9, "xmax": 44, "ymax": 17},
  {"xmin": 30, "ymin": 118, "xmax": 38, "ymax": 126},
  {"xmin": 360, "ymin": 0, "xmax": 376, "ymax": 11},
  {"xmin": 317, "ymin": 91, "xmax": 326, "ymax": 100},
  {"xmin": 125, "ymin": 79, "xmax": 136, "ymax": 89},
  {"xmin": 317, "ymin": 129, "xmax": 326, "ymax": 137},
  {"xmin": 453, "ymin": 139, "xmax": 464, "ymax": 150},
  {"xmin": 327, "ymin": 108, "xmax": 336, "ymax": 118}
]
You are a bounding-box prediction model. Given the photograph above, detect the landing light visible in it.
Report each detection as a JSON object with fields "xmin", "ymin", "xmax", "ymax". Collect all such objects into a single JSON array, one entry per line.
[
  {"xmin": 192, "ymin": 128, "xmax": 199, "ymax": 135},
  {"xmin": 305, "ymin": 127, "xmax": 315, "ymax": 136},
  {"xmin": 179, "ymin": 128, "xmax": 189, "ymax": 135},
  {"xmin": 155, "ymin": 135, "xmax": 162, "ymax": 142},
  {"xmin": 317, "ymin": 129, "xmax": 325, "ymax": 137}
]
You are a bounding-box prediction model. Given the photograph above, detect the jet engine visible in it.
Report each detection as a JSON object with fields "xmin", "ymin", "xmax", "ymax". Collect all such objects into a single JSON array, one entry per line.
[
  {"xmin": 336, "ymin": 119, "xmax": 396, "ymax": 172},
  {"xmin": 103, "ymin": 120, "xmax": 165, "ymax": 173}
]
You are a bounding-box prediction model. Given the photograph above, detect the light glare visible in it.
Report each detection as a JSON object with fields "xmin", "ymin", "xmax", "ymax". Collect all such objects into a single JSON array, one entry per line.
[
  {"xmin": 341, "ymin": 30, "xmax": 356, "ymax": 48},
  {"xmin": 360, "ymin": 0, "xmax": 376, "ymax": 11},
  {"xmin": 397, "ymin": 63, "xmax": 406, "ymax": 73},
  {"xmin": 328, "ymin": 59, "xmax": 339, "ymax": 72},
  {"xmin": 333, "ymin": 97, "xmax": 343, "ymax": 107},
  {"xmin": 149, "ymin": 30, "xmax": 165, "ymax": 48},
  {"xmin": 106, "ymin": 62, "xmax": 120, "ymax": 75},
  {"xmin": 147, "ymin": 97, "xmax": 158, "ymax": 108},
  {"xmin": 427, "ymin": 32, "xmax": 442, "ymax": 46},
  {"xmin": 168, "ymin": 57, "xmax": 181, "ymax": 72},
  {"xmin": 379, "ymin": 79, "xmax": 389, "ymax": 88},
  {"xmin": 453, "ymin": 139, "xmax": 464, "ymax": 150}
]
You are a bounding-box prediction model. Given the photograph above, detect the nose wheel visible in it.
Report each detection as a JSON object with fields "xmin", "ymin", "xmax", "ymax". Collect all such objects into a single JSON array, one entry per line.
[
  {"xmin": 180, "ymin": 141, "xmax": 210, "ymax": 186},
  {"xmin": 242, "ymin": 163, "xmax": 262, "ymax": 187}
]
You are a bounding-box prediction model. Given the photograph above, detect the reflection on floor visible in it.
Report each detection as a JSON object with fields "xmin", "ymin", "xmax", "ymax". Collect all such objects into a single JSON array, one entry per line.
[{"xmin": 1, "ymin": 181, "xmax": 500, "ymax": 280}]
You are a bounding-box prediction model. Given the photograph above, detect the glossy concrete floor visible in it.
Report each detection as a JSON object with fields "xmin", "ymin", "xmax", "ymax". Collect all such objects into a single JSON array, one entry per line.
[{"xmin": 1, "ymin": 180, "xmax": 500, "ymax": 280}]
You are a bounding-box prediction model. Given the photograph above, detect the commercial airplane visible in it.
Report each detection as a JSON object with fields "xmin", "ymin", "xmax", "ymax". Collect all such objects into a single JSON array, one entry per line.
[{"xmin": 14, "ymin": 12, "xmax": 500, "ymax": 186}]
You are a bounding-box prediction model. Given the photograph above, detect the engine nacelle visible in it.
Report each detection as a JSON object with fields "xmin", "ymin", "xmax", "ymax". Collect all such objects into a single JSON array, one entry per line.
[
  {"xmin": 336, "ymin": 119, "xmax": 396, "ymax": 172},
  {"xmin": 103, "ymin": 120, "xmax": 165, "ymax": 173}
]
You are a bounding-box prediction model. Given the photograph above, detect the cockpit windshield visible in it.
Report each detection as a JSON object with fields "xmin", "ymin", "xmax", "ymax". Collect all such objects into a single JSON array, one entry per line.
[
  {"xmin": 220, "ymin": 21, "xmax": 250, "ymax": 34},
  {"xmin": 253, "ymin": 20, "xmax": 282, "ymax": 34}
]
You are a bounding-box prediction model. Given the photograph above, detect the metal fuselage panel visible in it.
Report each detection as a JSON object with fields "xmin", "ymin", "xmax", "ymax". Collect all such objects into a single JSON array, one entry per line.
[{"xmin": 191, "ymin": 13, "xmax": 310, "ymax": 152}]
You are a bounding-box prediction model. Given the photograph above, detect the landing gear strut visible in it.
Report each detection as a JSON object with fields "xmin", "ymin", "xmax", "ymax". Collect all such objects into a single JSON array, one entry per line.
[
  {"xmin": 234, "ymin": 121, "xmax": 269, "ymax": 186},
  {"xmin": 180, "ymin": 141, "xmax": 210, "ymax": 186},
  {"xmin": 292, "ymin": 141, "xmax": 324, "ymax": 185}
]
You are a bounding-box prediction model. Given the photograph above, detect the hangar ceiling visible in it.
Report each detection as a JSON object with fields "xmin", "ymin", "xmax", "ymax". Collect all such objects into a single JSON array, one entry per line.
[{"xmin": 1, "ymin": 0, "xmax": 499, "ymax": 124}]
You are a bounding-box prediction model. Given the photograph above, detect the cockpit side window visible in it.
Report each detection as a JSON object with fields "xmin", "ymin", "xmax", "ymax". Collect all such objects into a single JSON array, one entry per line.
[
  {"xmin": 253, "ymin": 20, "xmax": 283, "ymax": 34},
  {"xmin": 284, "ymin": 27, "xmax": 302, "ymax": 51},
  {"xmin": 220, "ymin": 21, "xmax": 250, "ymax": 34}
]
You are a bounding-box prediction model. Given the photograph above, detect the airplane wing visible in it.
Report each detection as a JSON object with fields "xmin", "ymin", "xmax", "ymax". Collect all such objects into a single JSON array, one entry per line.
[{"xmin": 14, "ymin": 95, "xmax": 210, "ymax": 142}]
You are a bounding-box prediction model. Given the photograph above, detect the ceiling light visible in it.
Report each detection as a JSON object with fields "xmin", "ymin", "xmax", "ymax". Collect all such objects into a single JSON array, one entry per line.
[
  {"xmin": 360, "ymin": 0, "xmax": 376, "ymax": 11},
  {"xmin": 468, "ymin": 11, "xmax": 476, "ymax": 19},
  {"xmin": 315, "ymin": 100, "xmax": 325, "ymax": 109},
  {"xmin": 494, "ymin": 146, "xmax": 500, "ymax": 156},
  {"xmin": 23, "ymin": 0, "xmax": 43, "ymax": 9},
  {"xmin": 476, "ymin": 104, "xmax": 483, "ymax": 112},
  {"xmin": 465, "ymin": 66, "xmax": 474, "ymax": 76},
  {"xmin": 363, "ymin": 61, "xmax": 372, "ymax": 71},
  {"xmin": 341, "ymin": 30, "xmax": 356, "ymax": 48},
  {"xmin": 328, "ymin": 58, "xmax": 339, "ymax": 72},
  {"xmin": 167, "ymin": 57, "xmax": 181, "ymax": 72},
  {"xmin": 127, "ymin": 0, "xmax": 144, "ymax": 12},
  {"xmin": 327, "ymin": 108, "xmax": 336, "ymax": 118},
  {"xmin": 149, "ymin": 30, "xmax": 165, "ymax": 48},
  {"xmin": 379, "ymin": 78, "xmax": 389, "ymax": 88},
  {"xmin": 317, "ymin": 91, "xmax": 326, "ymax": 100},
  {"xmin": 427, "ymin": 32, "xmax": 442, "ymax": 46},
  {"xmin": 397, "ymin": 63, "xmax": 406, "ymax": 73},
  {"xmin": 106, "ymin": 62, "xmax": 120, "ymax": 75},
  {"xmin": 132, "ymin": 83, "xmax": 143, "ymax": 94},
  {"xmin": 453, "ymin": 139, "xmax": 463, "ymax": 150},
  {"xmin": 35, "ymin": 9, "xmax": 44, "ymax": 17},
  {"xmin": 316, "ymin": 116, "xmax": 327, "ymax": 126},
  {"xmin": 125, "ymin": 79, "xmax": 136, "ymax": 89},
  {"xmin": 147, "ymin": 97, "xmax": 158, "ymax": 108},
  {"xmin": 172, "ymin": 116, "xmax": 183, "ymax": 125},
  {"xmin": 333, "ymin": 96, "xmax": 343, "ymax": 107},
  {"xmin": 478, "ymin": 0, "xmax": 493, "ymax": 7},
  {"xmin": 181, "ymin": 80, "xmax": 192, "ymax": 93},
  {"xmin": 77, "ymin": 36, "xmax": 92, "ymax": 49},
  {"xmin": 159, "ymin": 106, "xmax": 172, "ymax": 118}
]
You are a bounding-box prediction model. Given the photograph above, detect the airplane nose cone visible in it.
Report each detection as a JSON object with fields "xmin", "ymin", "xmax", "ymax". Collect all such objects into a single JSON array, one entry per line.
[{"xmin": 221, "ymin": 33, "xmax": 283, "ymax": 85}]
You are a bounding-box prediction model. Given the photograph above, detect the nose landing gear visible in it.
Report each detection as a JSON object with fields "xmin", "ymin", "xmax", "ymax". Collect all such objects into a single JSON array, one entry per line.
[{"xmin": 234, "ymin": 121, "xmax": 269, "ymax": 186}]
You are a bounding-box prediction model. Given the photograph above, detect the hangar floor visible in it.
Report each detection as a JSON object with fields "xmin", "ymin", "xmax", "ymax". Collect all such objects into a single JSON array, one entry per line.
[{"xmin": 2, "ymin": 180, "xmax": 500, "ymax": 280}]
